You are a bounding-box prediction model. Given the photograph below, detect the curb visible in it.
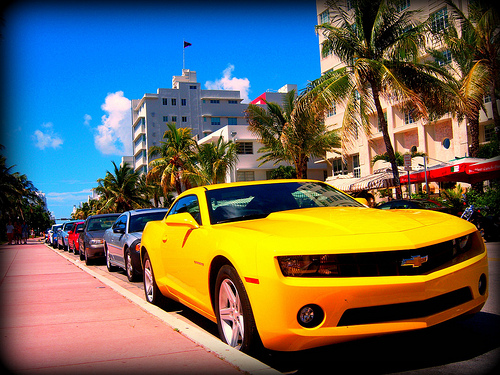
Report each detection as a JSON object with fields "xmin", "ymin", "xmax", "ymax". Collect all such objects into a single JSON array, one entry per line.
[{"xmin": 46, "ymin": 244, "xmax": 280, "ymax": 375}]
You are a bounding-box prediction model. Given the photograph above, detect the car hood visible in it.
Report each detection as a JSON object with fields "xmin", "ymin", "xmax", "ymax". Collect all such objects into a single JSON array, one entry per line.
[{"xmin": 221, "ymin": 207, "xmax": 476, "ymax": 252}]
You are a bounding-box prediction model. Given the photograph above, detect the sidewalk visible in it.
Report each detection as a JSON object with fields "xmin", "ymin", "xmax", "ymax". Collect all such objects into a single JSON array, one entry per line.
[{"xmin": 0, "ymin": 239, "xmax": 272, "ymax": 374}]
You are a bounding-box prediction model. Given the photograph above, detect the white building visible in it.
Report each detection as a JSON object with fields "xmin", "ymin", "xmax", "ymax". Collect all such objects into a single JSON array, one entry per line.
[
  {"xmin": 129, "ymin": 70, "xmax": 328, "ymax": 182},
  {"xmin": 316, "ymin": 0, "xmax": 498, "ymax": 192},
  {"xmin": 131, "ymin": 69, "xmax": 248, "ymax": 174},
  {"xmin": 197, "ymin": 124, "xmax": 327, "ymax": 183}
]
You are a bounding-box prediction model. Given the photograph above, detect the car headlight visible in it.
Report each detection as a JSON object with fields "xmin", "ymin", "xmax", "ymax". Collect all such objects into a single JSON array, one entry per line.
[
  {"xmin": 452, "ymin": 234, "xmax": 472, "ymax": 255},
  {"xmin": 90, "ymin": 239, "xmax": 104, "ymax": 245},
  {"xmin": 277, "ymin": 255, "xmax": 339, "ymax": 277}
]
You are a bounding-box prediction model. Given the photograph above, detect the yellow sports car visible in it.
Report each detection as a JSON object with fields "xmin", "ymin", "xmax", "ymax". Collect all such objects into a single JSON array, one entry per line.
[{"xmin": 140, "ymin": 180, "xmax": 488, "ymax": 352}]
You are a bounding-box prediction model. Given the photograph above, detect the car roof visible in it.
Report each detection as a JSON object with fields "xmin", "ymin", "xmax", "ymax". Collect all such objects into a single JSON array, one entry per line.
[
  {"xmin": 87, "ymin": 213, "xmax": 121, "ymax": 219},
  {"xmin": 128, "ymin": 208, "xmax": 169, "ymax": 216}
]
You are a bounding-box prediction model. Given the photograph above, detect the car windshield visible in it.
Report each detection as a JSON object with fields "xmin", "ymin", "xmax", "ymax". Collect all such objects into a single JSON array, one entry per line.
[
  {"xmin": 129, "ymin": 211, "xmax": 167, "ymax": 233},
  {"xmin": 206, "ymin": 181, "xmax": 363, "ymax": 224},
  {"xmin": 87, "ymin": 215, "xmax": 120, "ymax": 231},
  {"xmin": 63, "ymin": 222, "xmax": 75, "ymax": 231}
]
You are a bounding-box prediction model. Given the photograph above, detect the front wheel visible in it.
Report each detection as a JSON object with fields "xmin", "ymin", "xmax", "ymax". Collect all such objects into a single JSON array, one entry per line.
[{"xmin": 215, "ymin": 265, "xmax": 260, "ymax": 353}]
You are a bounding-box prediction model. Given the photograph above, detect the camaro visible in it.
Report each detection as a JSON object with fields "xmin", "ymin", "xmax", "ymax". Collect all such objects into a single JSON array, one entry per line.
[{"xmin": 140, "ymin": 180, "xmax": 488, "ymax": 352}]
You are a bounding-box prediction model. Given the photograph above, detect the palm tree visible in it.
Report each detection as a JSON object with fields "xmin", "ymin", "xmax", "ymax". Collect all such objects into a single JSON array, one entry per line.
[
  {"xmin": 433, "ymin": 0, "xmax": 500, "ymax": 156},
  {"xmin": 245, "ymin": 90, "xmax": 340, "ymax": 178},
  {"xmin": 147, "ymin": 123, "xmax": 196, "ymax": 195},
  {"xmin": 190, "ymin": 136, "xmax": 239, "ymax": 185},
  {"xmin": 94, "ymin": 161, "xmax": 148, "ymax": 213},
  {"xmin": 304, "ymin": 0, "xmax": 456, "ymax": 198}
]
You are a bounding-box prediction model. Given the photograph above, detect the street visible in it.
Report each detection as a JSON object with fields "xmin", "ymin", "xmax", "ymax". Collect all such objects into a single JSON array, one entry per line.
[{"xmin": 55, "ymin": 241, "xmax": 499, "ymax": 374}]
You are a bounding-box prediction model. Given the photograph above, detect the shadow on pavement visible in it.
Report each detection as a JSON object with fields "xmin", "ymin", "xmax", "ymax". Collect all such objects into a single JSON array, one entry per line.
[{"xmin": 256, "ymin": 312, "xmax": 500, "ymax": 374}]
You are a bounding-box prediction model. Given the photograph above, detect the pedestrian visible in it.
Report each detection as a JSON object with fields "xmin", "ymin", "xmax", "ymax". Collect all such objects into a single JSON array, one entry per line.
[
  {"xmin": 14, "ymin": 221, "xmax": 22, "ymax": 245},
  {"xmin": 21, "ymin": 222, "xmax": 29, "ymax": 244},
  {"xmin": 6, "ymin": 221, "xmax": 14, "ymax": 245}
]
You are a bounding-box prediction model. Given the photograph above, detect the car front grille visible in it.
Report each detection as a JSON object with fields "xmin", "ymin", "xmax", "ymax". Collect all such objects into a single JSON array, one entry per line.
[
  {"xmin": 317, "ymin": 231, "xmax": 484, "ymax": 277},
  {"xmin": 337, "ymin": 287, "xmax": 473, "ymax": 326}
]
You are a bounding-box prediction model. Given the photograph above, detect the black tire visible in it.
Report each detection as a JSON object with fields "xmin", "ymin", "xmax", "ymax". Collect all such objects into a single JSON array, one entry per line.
[
  {"xmin": 125, "ymin": 248, "xmax": 139, "ymax": 282},
  {"xmin": 214, "ymin": 265, "xmax": 260, "ymax": 353},
  {"xmin": 84, "ymin": 247, "xmax": 93, "ymax": 266},
  {"xmin": 79, "ymin": 245, "xmax": 85, "ymax": 261},
  {"xmin": 105, "ymin": 246, "xmax": 118, "ymax": 272},
  {"xmin": 142, "ymin": 251, "xmax": 168, "ymax": 307}
]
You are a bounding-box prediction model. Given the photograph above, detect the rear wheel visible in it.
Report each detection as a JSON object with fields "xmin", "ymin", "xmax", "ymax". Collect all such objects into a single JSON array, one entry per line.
[
  {"xmin": 106, "ymin": 246, "xmax": 118, "ymax": 272},
  {"xmin": 125, "ymin": 248, "xmax": 139, "ymax": 282},
  {"xmin": 215, "ymin": 265, "xmax": 259, "ymax": 353},
  {"xmin": 142, "ymin": 252, "xmax": 168, "ymax": 307}
]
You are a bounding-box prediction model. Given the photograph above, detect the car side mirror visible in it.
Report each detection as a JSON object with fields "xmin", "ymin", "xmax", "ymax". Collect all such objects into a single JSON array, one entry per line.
[
  {"xmin": 165, "ymin": 212, "xmax": 199, "ymax": 229},
  {"xmin": 113, "ymin": 226, "xmax": 125, "ymax": 234},
  {"xmin": 77, "ymin": 227, "xmax": 84, "ymax": 233},
  {"xmin": 354, "ymin": 198, "xmax": 369, "ymax": 206}
]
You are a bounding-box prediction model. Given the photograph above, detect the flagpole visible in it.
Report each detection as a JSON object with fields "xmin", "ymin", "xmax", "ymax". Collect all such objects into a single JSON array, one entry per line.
[{"xmin": 183, "ymin": 40, "xmax": 185, "ymax": 70}]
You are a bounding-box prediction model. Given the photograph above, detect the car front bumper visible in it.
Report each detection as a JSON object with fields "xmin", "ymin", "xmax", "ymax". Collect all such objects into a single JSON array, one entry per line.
[{"xmin": 248, "ymin": 251, "xmax": 488, "ymax": 352}]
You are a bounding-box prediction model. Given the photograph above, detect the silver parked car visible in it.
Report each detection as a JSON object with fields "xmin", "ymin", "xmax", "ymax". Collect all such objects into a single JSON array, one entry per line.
[
  {"xmin": 58, "ymin": 221, "xmax": 77, "ymax": 251},
  {"xmin": 103, "ymin": 208, "xmax": 169, "ymax": 281}
]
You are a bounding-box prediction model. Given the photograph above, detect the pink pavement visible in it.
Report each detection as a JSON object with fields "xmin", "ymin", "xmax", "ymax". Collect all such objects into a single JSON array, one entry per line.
[{"xmin": 0, "ymin": 238, "xmax": 243, "ymax": 375}]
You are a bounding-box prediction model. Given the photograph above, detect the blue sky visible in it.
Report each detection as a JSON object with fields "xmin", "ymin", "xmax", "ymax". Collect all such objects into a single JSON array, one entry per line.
[{"xmin": 1, "ymin": 0, "xmax": 322, "ymax": 220}]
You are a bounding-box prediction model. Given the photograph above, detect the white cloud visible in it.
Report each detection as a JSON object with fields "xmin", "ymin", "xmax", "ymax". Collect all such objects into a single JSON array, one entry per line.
[
  {"xmin": 205, "ymin": 64, "xmax": 251, "ymax": 103},
  {"xmin": 46, "ymin": 189, "xmax": 93, "ymax": 203},
  {"xmin": 94, "ymin": 91, "xmax": 132, "ymax": 155},
  {"xmin": 83, "ymin": 114, "xmax": 92, "ymax": 126},
  {"xmin": 32, "ymin": 122, "xmax": 63, "ymax": 150}
]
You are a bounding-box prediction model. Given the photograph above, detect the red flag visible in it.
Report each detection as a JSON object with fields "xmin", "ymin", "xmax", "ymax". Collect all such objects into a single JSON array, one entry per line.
[{"xmin": 184, "ymin": 41, "xmax": 192, "ymax": 48}]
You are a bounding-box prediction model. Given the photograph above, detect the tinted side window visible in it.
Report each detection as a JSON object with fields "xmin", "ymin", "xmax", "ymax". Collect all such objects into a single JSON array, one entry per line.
[
  {"xmin": 169, "ymin": 195, "xmax": 201, "ymax": 225},
  {"xmin": 112, "ymin": 215, "xmax": 127, "ymax": 230}
]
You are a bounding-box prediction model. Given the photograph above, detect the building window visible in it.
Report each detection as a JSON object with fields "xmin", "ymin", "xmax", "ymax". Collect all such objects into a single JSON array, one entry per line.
[
  {"xmin": 228, "ymin": 100, "xmax": 238, "ymax": 104},
  {"xmin": 332, "ymin": 158, "xmax": 348, "ymax": 176},
  {"xmin": 237, "ymin": 142, "xmax": 253, "ymax": 154},
  {"xmin": 210, "ymin": 99, "xmax": 220, "ymax": 104},
  {"xmin": 397, "ymin": 0, "xmax": 410, "ymax": 12},
  {"xmin": 171, "ymin": 98, "xmax": 177, "ymax": 106},
  {"xmin": 484, "ymin": 94, "xmax": 491, "ymax": 103},
  {"xmin": 377, "ymin": 112, "xmax": 388, "ymax": 132},
  {"xmin": 163, "ymin": 116, "xmax": 168, "ymax": 122},
  {"xmin": 404, "ymin": 109, "xmax": 415, "ymax": 124},
  {"xmin": 211, "ymin": 117, "xmax": 221, "ymax": 126},
  {"xmin": 431, "ymin": 7, "xmax": 448, "ymax": 33},
  {"xmin": 485, "ymin": 124, "xmax": 495, "ymax": 142},
  {"xmin": 162, "ymin": 98, "xmax": 168, "ymax": 105},
  {"xmin": 327, "ymin": 102, "xmax": 336, "ymax": 117},
  {"xmin": 442, "ymin": 138, "xmax": 451, "ymax": 149},
  {"xmin": 237, "ymin": 171, "xmax": 255, "ymax": 181},
  {"xmin": 228, "ymin": 118, "xmax": 237, "ymax": 125},
  {"xmin": 319, "ymin": 10, "xmax": 329, "ymax": 24},
  {"xmin": 437, "ymin": 49, "xmax": 452, "ymax": 66},
  {"xmin": 182, "ymin": 116, "xmax": 187, "ymax": 122},
  {"xmin": 181, "ymin": 99, "xmax": 187, "ymax": 106},
  {"xmin": 190, "ymin": 85, "xmax": 197, "ymax": 90},
  {"xmin": 172, "ymin": 116, "xmax": 177, "ymax": 123},
  {"xmin": 353, "ymin": 155, "xmax": 361, "ymax": 178}
]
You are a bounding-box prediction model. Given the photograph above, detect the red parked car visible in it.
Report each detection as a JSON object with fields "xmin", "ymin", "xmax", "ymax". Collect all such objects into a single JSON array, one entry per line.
[{"xmin": 68, "ymin": 221, "xmax": 85, "ymax": 254}]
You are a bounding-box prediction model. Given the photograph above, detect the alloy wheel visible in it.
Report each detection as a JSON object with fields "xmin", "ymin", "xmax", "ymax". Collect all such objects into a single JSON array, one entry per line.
[{"xmin": 218, "ymin": 278, "xmax": 244, "ymax": 349}]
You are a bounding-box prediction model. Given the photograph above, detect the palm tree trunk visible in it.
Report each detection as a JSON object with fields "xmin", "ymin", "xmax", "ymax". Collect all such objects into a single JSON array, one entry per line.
[
  {"xmin": 467, "ymin": 112, "xmax": 483, "ymax": 193},
  {"xmin": 370, "ymin": 81, "xmax": 402, "ymax": 199},
  {"xmin": 489, "ymin": 81, "xmax": 500, "ymax": 153},
  {"xmin": 467, "ymin": 112, "xmax": 480, "ymax": 158}
]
